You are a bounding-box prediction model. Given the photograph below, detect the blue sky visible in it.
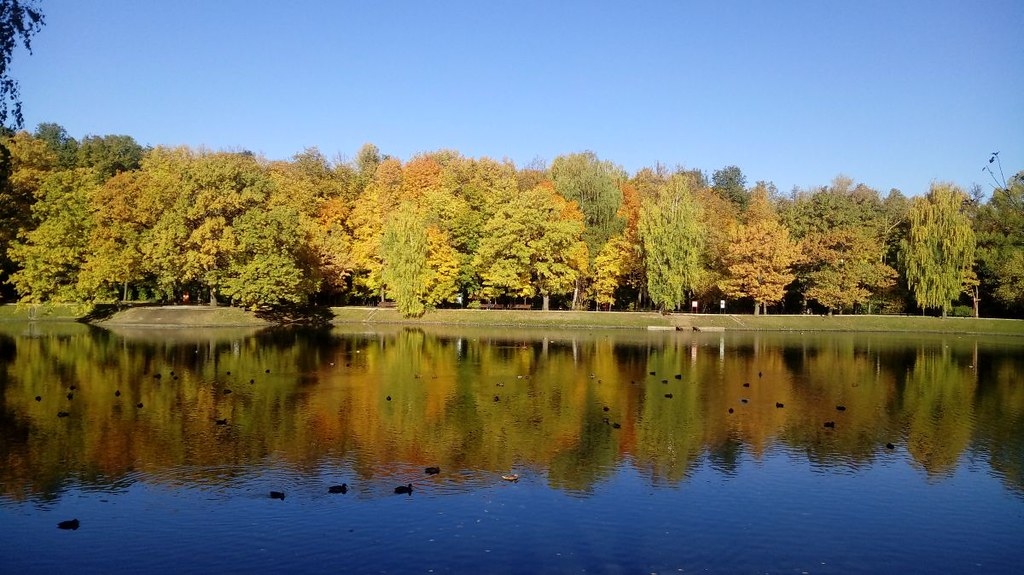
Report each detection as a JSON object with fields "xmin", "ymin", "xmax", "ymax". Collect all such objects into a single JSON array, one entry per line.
[{"xmin": 14, "ymin": 0, "xmax": 1023, "ymax": 196}]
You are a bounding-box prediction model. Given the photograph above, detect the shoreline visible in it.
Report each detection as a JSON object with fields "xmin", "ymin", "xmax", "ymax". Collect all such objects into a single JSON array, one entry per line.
[{"xmin": 2, "ymin": 303, "xmax": 1023, "ymax": 336}]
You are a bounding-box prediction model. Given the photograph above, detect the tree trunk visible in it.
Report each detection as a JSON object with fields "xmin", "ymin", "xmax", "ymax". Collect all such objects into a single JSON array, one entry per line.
[
  {"xmin": 754, "ymin": 302, "xmax": 760, "ymax": 316},
  {"xmin": 209, "ymin": 289, "xmax": 218, "ymax": 307},
  {"xmin": 122, "ymin": 280, "xmax": 129, "ymax": 303},
  {"xmin": 542, "ymin": 294, "xmax": 550, "ymax": 311}
]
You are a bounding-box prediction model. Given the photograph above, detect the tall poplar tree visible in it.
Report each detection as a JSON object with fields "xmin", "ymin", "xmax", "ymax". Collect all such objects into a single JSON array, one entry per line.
[{"xmin": 899, "ymin": 183, "xmax": 976, "ymax": 316}]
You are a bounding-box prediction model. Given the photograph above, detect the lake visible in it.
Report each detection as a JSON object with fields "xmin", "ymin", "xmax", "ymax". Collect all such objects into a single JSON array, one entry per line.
[{"xmin": 1, "ymin": 322, "xmax": 1021, "ymax": 574}]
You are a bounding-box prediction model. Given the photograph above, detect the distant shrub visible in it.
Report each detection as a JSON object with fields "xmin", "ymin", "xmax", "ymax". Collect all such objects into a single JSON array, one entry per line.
[
  {"xmin": 950, "ymin": 305, "xmax": 974, "ymax": 317},
  {"xmin": 467, "ymin": 301, "xmax": 482, "ymax": 310}
]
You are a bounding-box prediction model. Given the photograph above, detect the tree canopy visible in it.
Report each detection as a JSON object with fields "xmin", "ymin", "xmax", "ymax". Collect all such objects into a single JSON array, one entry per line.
[{"xmin": 1, "ymin": 125, "xmax": 1020, "ymax": 319}]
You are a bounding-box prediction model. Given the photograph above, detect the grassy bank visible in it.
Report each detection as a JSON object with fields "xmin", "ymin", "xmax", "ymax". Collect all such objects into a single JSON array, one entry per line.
[
  {"xmin": 0, "ymin": 303, "xmax": 94, "ymax": 321},
  {"xmin": 6, "ymin": 303, "xmax": 1022, "ymax": 336},
  {"xmin": 96, "ymin": 305, "xmax": 269, "ymax": 327},
  {"xmin": 329, "ymin": 307, "xmax": 1024, "ymax": 336}
]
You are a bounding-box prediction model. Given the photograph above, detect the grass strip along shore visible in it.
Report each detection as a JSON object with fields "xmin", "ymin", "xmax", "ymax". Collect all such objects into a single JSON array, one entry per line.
[{"xmin": 2, "ymin": 303, "xmax": 1022, "ymax": 336}]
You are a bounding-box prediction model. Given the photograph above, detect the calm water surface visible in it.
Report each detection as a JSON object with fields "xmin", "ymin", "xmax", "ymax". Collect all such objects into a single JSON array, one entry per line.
[{"xmin": 1, "ymin": 322, "xmax": 1022, "ymax": 573}]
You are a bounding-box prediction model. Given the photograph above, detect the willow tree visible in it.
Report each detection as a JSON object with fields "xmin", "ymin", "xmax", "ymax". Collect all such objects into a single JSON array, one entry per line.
[
  {"xmin": 899, "ymin": 183, "xmax": 975, "ymax": 317},
  {"xmin": 719, "ymin": 183, "xmax": 799, "ymax": 314},
  {"xmin": 638, "ymin": 173, "xmax": 705, "ymax": 312},
  {"xmin": 380, "ymin": 202, "xmax": 429, "ymax": 317}
]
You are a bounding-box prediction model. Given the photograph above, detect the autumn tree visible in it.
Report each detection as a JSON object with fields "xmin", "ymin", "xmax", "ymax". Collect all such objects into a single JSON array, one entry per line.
[
  {"xmin": 425, "ymin": 154, "xmax": 512, "ymax": 299},
  {"xmin": 267, "ymin": 148, "xmax": 356, "ymax": 300},
  {"xmin": 349, "ymin": 157, "xmax": 403, "ymax": 300},
  {"xmin": 145, "ymin": 149, "xmax": 272, "ymax": 305},
  {"xmin": 78, "ymin": 170, "xmax": 154, "ymax": 301},
  {"xmin": 801, "ymin": 228, "xmax": 896, "ymax": 313},
  {"xmin": 638, "ymin": 173, "xmax": 706, "ymax": 311},
  {"xmin": 899, "ymin": 183, "xmax": 976, "ymax": 317},
  {"xmin": 0, "ymin": 130, "xmax": 55, "ymax": 299},
  {"xmin": 719, "ymin": 183, "xmax": 799, "ymax": 314},
  {"xmin": 591, "ymin": 235, "xmax": 632, "ymax": 310},
  {"xmin": 694, "ymin": 185, "xmax": 740, "ymax": 302}
]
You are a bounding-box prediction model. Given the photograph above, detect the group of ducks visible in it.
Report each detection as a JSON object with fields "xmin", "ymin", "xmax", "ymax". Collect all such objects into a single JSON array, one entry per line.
[
  {"xmin": 266, "ymin": 467, "xmax": 520, "ymax": 501},
  {"xmin": 42, "ymin": 368, "xmax": 277, "ymax": 421},
  {"xmin": 60, "ymin": 467, "xmax": 522, "ymax": 529},
  {"xmin": 40, "ymin": 381, "xmax": 147, "ymax": 418}
]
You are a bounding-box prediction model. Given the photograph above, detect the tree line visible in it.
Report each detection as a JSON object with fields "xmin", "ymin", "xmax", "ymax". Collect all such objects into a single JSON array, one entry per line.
[{"xmin": 1, "ymin": 123, "xmax": 1021, "ymax": 318}]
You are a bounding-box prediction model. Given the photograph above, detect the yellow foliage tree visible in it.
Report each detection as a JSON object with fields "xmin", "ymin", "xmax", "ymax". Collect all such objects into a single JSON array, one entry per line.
[{"xmin": 719, "ymin": 184, "xmax": 800, "ymax": 314}]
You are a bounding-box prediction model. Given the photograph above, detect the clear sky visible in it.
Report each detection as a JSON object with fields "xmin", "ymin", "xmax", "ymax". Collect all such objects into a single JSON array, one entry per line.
[{"xmin": 13, "ymin": 0, "xmax": 1023, "ymax": 196}]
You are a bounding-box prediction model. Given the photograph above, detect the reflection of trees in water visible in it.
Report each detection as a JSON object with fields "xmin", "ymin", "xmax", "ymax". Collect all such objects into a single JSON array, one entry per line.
[
  {"xmin": 1, "ymin": 326, "xmax": 1022, "ymax": 500},
  {"xmin": 972, "ymin": 352, "xmax": 1024, "ymax": 497},
  {"xmin": 900, "ymin": 343, "xmax": 976, "ymax": 477}
]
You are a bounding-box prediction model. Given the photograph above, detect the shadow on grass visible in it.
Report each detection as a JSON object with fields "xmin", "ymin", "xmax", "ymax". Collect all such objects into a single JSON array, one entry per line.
[
  {"xmin": 77, "ymin": 303, "xmax": 126, "ymax": 322},
  {"xmin": 255, "ymin": 304, "xmax": 334, "ymax": 326}
]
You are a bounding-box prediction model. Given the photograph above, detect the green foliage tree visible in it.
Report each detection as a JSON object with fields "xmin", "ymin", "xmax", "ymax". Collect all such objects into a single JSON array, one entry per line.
[
  {"xmin": 899, "ymin": 183, "xmax": 976, "ymax": 317},
  {"xmin": 711, "ymin": 165, "xmax": 748, "ymax": 208},
  {"xmin": 551, "ymin": 152, "xmax": 624, "ymax": 254},
  {"xmin": 551, "ymin": 152, "xmax": 624, "ymax": 307},
  {"xmin": 638, "ymin": 173, "xmax": 706, "ymax": 311},
  {"xmin": 76, "ymin": 133, "xmax": 146, "ymax": 181},
  {"xmin": 222, "ymin": 206, "xmax": 318, "ymax": 309},
  {"xmin": 782, "ymin": 177, "xmax": 908, "ymax": 313},
  {"xmin": 33, "ymin": 122, "xmax": 77, "ymax": 168},
  {"xmin": 473, "ymin": 183, "xmax": 587, "ymax": 310},
  {"xmin": 974, "ymin": 172, "xmax": 1024, "ymax": 315}
]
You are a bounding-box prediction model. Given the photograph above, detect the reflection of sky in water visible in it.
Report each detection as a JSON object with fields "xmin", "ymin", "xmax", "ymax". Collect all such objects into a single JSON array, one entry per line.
[{"xmin": 0, "ymin": 324, "xmax": 1021, "ymax": 572}]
